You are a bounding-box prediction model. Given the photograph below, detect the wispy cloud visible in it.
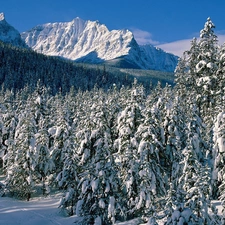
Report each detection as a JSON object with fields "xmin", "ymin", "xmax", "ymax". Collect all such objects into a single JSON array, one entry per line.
[
  {"xmin": 156, "ymin": 39, "xmax": 192, "ymax": 57},
  {"xmin": 157, "ymin": 33, "xmax": 225, "ymax": 57},
  {"xmin": 131, "ymin": 28, "xmax": 159, "ymax": 45},
  {"xmin": 218, "ymin": 34, "xmax": 225, "ymax": 45},
  {"xmin": 132, "ymin": 28, "xmax": 225, "ymax": 57}
]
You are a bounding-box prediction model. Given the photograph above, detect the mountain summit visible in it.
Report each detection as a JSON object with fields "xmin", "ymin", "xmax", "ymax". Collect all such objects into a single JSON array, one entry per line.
[
  {"xmin": 21, "ymin": 18, "xmax": 178, "ymax": 72},
  {"xmin": 0, "ymin": 12, "xmax": 27, "ymax": 48},
  {"xmin": 0, "ymin": 12, "xmax": 5, "ymax": 21}
]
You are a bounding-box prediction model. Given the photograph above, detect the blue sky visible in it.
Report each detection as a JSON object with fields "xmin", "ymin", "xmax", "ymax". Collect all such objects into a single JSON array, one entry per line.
[{"xmin": 1, "ymin": 0, "xmax": 225, "ymax": 56}]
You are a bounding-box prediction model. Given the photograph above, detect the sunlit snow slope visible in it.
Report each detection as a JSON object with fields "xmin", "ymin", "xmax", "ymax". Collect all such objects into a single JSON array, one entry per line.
[{"xmin": 21, "ymin": 17, "xmax": 178, "ymax": 72}]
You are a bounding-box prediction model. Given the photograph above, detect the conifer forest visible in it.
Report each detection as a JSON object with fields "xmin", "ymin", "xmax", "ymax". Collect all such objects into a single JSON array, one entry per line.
[{"xmin": 1, "ymin": 18, "xmax": 225, "ymax": 224}]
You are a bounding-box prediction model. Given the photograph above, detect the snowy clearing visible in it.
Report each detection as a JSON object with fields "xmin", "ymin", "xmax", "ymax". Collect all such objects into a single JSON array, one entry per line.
[
  {"xmin": 0, "ymin": 195, "xmax": 76, "ymax": 225},
  {"xmin": 0, "ymin": 194, "xmax": 147, "ymax": 225}
]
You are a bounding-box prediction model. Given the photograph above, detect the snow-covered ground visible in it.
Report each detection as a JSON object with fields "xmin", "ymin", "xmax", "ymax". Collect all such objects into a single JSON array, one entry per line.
[
  {"xmin": 0, "ymin": 195, "xmax": 77, "ymax": 225},
  {"xmin": 0, "ymin": 194, "xmax": 223, "ymax": 225},
  {"xmin": 0, "ymin": 194, "xmax": 146, "ymax": 225}
]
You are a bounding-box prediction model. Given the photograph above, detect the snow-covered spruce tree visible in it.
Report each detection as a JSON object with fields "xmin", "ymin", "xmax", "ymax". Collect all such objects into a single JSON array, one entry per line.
[
  {"xmin": 0, "ymin": 89, "xmax": 18, "ymax": 171},
  {"xmin": 177, "ymin": 135, "xmax": 220, "ymax": 224},
  {"xmin": 134, "ymin": 92, "xmax": 167, "ymax": 221},
  {"xmin": 34, "ymin": 119, "xmax": 54, "ymax": 195},
  {"xmin": 163, "ymin": 98, "xmax": 191, "ymax": 224},
  {"xmin": 1, "ymin": 99, "xmax": 18, "ymax": 185},
  {"xmin": 63, "ymin": 86, "xmax": 77, "ymax": 127},
  {"xmin": 195, "ymin": 19, "xmax": 219, "ymax": 158},
  {"xmin": 106, "ymin": 83, "xmax": 125, "ymax": 142},
  {"xmin": 114, "ymin": 80, "xmax": 145, "ymax": 220},
  {"xmin": 215, "ymin": 43, "xmax": 225, "ymax": 112},
  {"xmin": 213, "ymin": 112, "xmax": 225, "ymax": 215},
  {"xmin": 74, "ymin": 89, "xmax": 120, "ymax": 224},
  {"xmin": 5, "ymin": 106, "xmax": 37, "ymax": 200},
  {"xmin": 174, "ymin": 17, "xmax": 219, "ymax": 175},
  {"xmin": 0, "ymin": 110, "xmax": 8, "ymax": 168},
  {"xmin": 48, "ymin": 94, "xmax": 70, "ymax": 186},
  {"xmin": 29, "ymin": 82, "xmax": 49, "ymax": 127},
  {"xmin": 57, "ymin": 126, "xmax": 79, "ymax": 216},
  {"xmin": 145, "ymin": 83, "xmax": 185, "ymax": 184},
  {"xmin": 68, "ymin": 91, "xmax": 94, "ymax": 219},
  {"xmin": 174, "ymin": 38, "xmax": 202, "ymax": 118},
  {"xmin": 186, "ymin": 103, "xmax": 208, "ymax": 163},
  {"xmin": 25, "ymin": 85, "xmax": 54, "ymax": 195},
  {"xmin": 175, "ymin": 38, "xmax": 199, "ymax": 101},
  {"xmin": 164, "ymin": 95, "xmax": 187, "ymax": 179},
  {"xmin": 164, "ymin": 183, "xmax": 191, "ymax": 225},
  {"xmin": 196, "ymin": 17, "xmax": 218, "ymax": 112},
  {"xmin": 165, "ymin": 99, "xmax": 221, "ymax": 224},
  {"xmin": 153, "ymin": 84, "xmax": 183, "ymax": 175},
  {"xmin": 174, "ymin": 52, "xmax": 189, "ymax": 101},
  {"xmin": 57, "ymin": 93, "xmax": 80, "ymax": 216},
  {"xmin": 165, "ymin": 143, "xmax": 220, "ymax": 224},
  {"xmin": 175, "ymin": 18, "xmax": 219, "ymax": 124}
]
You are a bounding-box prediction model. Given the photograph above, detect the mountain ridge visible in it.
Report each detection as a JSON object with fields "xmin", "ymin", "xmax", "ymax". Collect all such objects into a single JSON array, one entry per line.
[
  {"xmin": 21, "ymin": 17, "xmax": 178, "ymax": 72},
  {"xmin": 0, "ymin": 13, "xmax": 178, "ymax": 72}
]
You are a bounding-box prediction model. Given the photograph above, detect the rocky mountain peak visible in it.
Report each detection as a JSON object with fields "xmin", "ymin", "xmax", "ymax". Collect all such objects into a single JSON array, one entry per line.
[
  {"xmin": 0, "ymin": 12, "xmax": 28, "ymax": 48},
  {"xmin": 21, "ymin": 17, "xmax": 178, "ymax": 71},
  {"xmin": 0, "ymin": 12, "xmax": 5, "ymax": 21}
]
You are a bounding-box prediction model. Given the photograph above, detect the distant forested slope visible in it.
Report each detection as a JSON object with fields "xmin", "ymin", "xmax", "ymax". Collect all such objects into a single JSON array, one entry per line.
[{"xmin": 0, "ymin": 41, "xmax": 174, "ymax": 94}]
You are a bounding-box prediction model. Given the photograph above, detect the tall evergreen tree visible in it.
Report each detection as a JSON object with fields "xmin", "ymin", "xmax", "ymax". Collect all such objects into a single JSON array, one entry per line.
[
  {"xmin": 175, "ymin": 18, "xmax": 219, "ymax": 123},
  {"xmin": 49, "ymin": 93, "xmax": 70, "ymax": 185},
  {"xmin": 114, "ymin": 80, "xmax": 145, "ymax": 219},
  {"xmin": 215, "ymin": 43, "xmax": 225, "ymax": 112},
  {"xmin": 5, "ymin": 106, "xmax": 37, "ymax": 200},
  {"xmin": 213, "ymin": 112, "xmax": 225, "ymax": 208},
  {"xmin": 177, "ymin": 131, "xmax": 220, "ymax": 224},
  {"xmin": 196, "ymin": 18, "xmax": 218, "ymax": 125},
  {"xmin": 74, "ymin": 90, "xmax": 120, "ymax": 224},
  {"xmin": 34, "ymin": 119, "xmax": 54, "ymax": 195},
  {"xmin": 134, "ymin": 92, "xmax": 167, "ymax": 220}
]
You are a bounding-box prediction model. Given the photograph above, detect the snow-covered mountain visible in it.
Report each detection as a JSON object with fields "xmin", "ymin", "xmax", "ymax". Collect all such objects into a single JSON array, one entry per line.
[
  {"xmin": 0, "ymin": 13, "xmax": 27, "ymax": 48},
  {"xmin": 21, "ymin": 18, "xmax": 178, "ymax": 72}
]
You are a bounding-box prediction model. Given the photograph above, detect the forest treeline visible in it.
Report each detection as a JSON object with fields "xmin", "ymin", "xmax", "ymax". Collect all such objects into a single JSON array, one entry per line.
[
  {"xmin": 0, "ymin": 40, "xmax": 136, "ymax": 93},
  {"xmin": 0, "ymin": 40, "xmax": 172, "ymax": 95},
  {"xmin": 1, "ymin": 18, "xmax": 225, "ymax": 224}
]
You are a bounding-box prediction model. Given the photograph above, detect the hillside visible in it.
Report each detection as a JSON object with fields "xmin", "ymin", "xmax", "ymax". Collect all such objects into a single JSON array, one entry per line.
[{"xmin": 0, "ymin": 41, "xmax": 174, "ymax": 94}]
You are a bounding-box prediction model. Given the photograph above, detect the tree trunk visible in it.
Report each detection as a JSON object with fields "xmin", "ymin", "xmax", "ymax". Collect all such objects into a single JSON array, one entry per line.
[{"xmin": 27, "ymin": 192, "xmax": 31, "ymax": 201}]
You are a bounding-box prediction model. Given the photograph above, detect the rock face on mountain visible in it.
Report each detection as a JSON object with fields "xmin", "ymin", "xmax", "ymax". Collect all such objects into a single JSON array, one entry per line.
[
  {"xmin": 21, "ymin": 17, "xmax": 178, "ymax": 72},
  {"xmin": 139, "ymin": 45, "xmax": 178, "ymax": 72},
  {"xmin": 0, "ymin": 13, "xmax": 27, "ymax": 48}
]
